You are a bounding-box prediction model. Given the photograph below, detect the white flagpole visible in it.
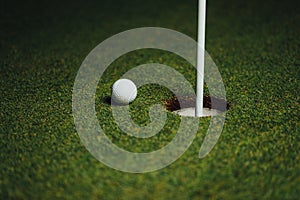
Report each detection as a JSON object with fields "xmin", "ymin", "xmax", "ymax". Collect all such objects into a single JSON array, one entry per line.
[{"xmin": 196, "ymin": 0, "xmax": 206, "ymax": 117}]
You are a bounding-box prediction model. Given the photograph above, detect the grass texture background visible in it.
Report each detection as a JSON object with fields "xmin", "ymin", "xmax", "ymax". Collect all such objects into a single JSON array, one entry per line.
[{"xmin": 0, "ymin": 0, "xmax": 299, "ymax": 199}]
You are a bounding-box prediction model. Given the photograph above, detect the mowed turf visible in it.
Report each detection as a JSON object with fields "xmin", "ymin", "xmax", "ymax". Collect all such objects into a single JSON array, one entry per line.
[{"xmin": 0, "ymin": 0, "xmax": 299, "ymax": 199}]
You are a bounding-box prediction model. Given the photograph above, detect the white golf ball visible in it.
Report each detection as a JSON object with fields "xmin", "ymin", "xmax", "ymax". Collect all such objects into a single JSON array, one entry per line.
[{"xmin": 112, "ymin": 79, "xmax": 137, "ymax": 104}]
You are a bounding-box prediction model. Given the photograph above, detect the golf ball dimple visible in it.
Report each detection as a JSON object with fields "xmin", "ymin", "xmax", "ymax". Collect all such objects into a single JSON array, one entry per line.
[{"xmin": 112, "ymin": 79, "xmax": 137, "ymax": 104}]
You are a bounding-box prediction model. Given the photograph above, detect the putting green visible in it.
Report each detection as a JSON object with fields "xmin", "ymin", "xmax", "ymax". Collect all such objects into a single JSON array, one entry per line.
[{"xmin": 0, "ymin": 0, "xmax": 299, "ymax": 199}]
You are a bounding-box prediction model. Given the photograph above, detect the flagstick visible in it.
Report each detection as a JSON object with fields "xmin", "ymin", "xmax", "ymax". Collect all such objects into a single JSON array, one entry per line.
[{"xmin": 196, "ymin": 0, "xmax": 206, "ymax": 117}]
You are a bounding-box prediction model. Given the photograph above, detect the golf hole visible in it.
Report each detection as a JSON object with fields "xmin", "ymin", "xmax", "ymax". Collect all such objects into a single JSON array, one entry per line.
[{"xmin": 164, "ymin": 96, "xmax": 230, "ymax": 117}]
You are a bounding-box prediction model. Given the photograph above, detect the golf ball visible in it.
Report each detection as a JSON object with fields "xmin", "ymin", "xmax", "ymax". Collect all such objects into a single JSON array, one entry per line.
[{"xmin": 112, "ymin": 79, "xmax": 137, "ymax": 104}]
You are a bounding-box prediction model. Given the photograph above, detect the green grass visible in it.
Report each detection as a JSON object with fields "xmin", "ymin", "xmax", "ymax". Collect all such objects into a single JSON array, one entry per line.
[{"xmin": 1, "ymin": 0, "xmax": 299, "ymax": 199}]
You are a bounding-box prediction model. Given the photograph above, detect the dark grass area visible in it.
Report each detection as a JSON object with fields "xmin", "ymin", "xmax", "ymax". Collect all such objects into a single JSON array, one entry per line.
[{"xmin": 1, "ymin": 0, "xmax": 300, "ymax": 199}]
